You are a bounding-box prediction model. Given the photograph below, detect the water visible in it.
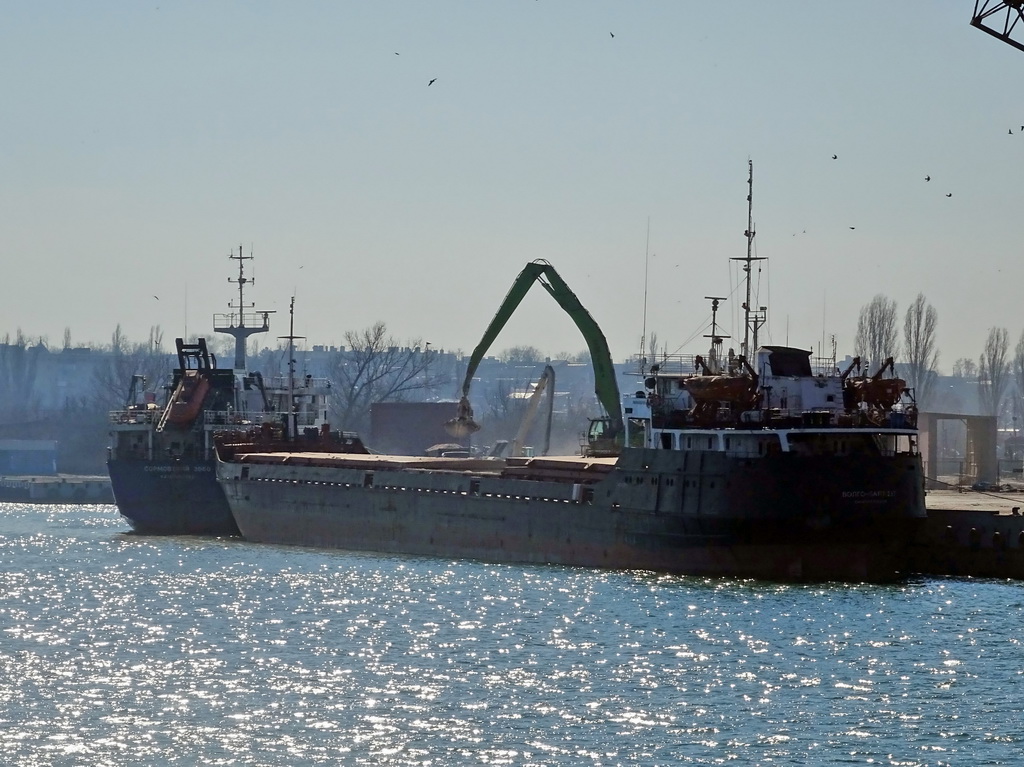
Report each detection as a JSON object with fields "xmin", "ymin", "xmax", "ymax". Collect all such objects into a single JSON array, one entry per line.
[{"xmin": 2, "ymin": 504, "xmax": 1023, "ymax": 767}]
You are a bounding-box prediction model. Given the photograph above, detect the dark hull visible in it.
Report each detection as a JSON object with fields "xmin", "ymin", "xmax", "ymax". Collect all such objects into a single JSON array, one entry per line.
[
  {"xmin": 108, "ymin": 457, "xmax": 239, "ymax": 536},
  {"xmin": 218, "ymin": 448, "xmax": 926, "ymax": 582}
]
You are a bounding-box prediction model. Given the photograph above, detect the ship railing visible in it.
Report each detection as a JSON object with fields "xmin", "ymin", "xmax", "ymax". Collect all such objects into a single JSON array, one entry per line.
[
  {"xmin": 212, "ymin": 311, "xmax": 271, "ymax": 330},
  {"xmin": 260, "ymin": 375, "xmax": 332, "ymax": 391},
  {"xmin": 632, "ymin": 353, "xmax": 845, "ymax": 379},
  {"xmin": 629, "ymin": 353, "xmax": 701, "ymax": 375},
  {"xmin": 109, "ymin": 408, "xmax": 161, "ymax": 425},
  {"xmin": 203, "ymin": 410, "xmax": 323, "ymax": 428}
]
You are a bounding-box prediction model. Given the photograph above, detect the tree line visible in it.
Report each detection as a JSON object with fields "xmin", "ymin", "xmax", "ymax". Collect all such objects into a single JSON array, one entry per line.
[
  {"xmin": 854, "ymin": 293, "xmax": 1021, "ymax": 423},
  {"xmin": 0, "ymin": 321, "xmax": 597, "ymax": 471}
]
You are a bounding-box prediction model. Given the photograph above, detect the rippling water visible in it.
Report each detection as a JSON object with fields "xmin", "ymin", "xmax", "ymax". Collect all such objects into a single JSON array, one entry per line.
[{"xmin": 2, "ymin": 502, "xmax": 1024, "ymax": 765}]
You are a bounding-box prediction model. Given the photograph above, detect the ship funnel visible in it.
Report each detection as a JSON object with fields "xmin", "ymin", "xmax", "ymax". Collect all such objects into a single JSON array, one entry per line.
[{"xmin": 445, "ymin": 396, "xmax": 481, "ymax": 438}]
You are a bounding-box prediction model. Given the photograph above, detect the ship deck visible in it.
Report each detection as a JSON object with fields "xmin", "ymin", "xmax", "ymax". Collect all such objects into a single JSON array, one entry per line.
[{"xmin": 228, "ymin": 452, "xmax": 620, "ymax": 481}]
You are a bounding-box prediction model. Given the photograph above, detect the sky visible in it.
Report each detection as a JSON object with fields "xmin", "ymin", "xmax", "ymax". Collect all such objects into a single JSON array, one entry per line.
[{"xmin": 2, "ymin": 2, "xmax": 1022, "ymax": 372}]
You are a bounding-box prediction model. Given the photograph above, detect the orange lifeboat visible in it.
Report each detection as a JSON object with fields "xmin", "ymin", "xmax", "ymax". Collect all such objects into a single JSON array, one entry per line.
[
  {"xmin": 845, "ymin": 376, "xmax": 906, "ymax": 408},
  {"xmin": 683, "ymin": 374, "xmax": 757, "ymax": 404},
  {"xmin": 165, "ymin": 370, "xmax": 211, "ymax": 426}
]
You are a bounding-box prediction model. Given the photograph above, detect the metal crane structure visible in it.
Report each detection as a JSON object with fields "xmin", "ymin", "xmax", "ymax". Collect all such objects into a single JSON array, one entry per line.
[
  {"xmin": 971, "ymin": 1, "xmax": 1024, "ymax": 52},
  {"xmin": 445, "ymin": 260, "xmax": 622, "ymax": 447}
]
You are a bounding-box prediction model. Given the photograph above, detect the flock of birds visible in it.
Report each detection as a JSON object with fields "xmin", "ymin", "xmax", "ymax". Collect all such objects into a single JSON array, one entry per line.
[
  {"xmin": 830, "ymin": 153, "xmax": 952, "ymax": 202},
  {"xmin": 403, "ymin": 34, "xmax": 1019, "ymax": 236},
  {"xmin": 831, "ymin": 122, "xmax": 1022, "ymax": 216}
]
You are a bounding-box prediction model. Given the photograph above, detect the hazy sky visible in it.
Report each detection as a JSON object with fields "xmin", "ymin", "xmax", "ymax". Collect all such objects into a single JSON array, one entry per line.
[{"xmin": 2, "ymin": 2, "xmax": 1021, "ymax": 371}]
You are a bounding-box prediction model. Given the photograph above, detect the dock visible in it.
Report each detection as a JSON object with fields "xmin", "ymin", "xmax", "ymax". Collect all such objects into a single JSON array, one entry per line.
[
  {"xmin": 0, "ymin": 474, "xmax": 114, "ymax": 504},
  {"xmin": 913, "ymin": 488, "xmax": 1024, "ymax": 579}
]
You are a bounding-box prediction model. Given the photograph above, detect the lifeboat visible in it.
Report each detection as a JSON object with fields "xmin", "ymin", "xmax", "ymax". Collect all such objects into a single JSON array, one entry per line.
[
  {"xmin": 165, "ymin": 370, "xmax": 212, "ymax": 426},
  {"xmin": 845, "ymin": 376, "xmax": 906, "ymax": 409},
  {"xmin": 683, "ymin": 374, "xmax": 757, "ymax": 404}
]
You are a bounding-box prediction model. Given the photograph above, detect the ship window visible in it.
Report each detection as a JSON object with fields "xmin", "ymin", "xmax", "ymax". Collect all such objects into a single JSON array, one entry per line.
[
  {"xmin": 660, "ymin": 432, "xmax": 673, "ymax": 450},
  {"xmin": 363, "ymin": 472, "xmax": 374, "ymax": 488},
  {"xmin": 707, "ymin": 438, "xmax": 713, "ymax": 449}
]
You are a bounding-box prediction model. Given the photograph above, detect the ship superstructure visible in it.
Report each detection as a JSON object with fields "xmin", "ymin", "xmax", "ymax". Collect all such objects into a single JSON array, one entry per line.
[{"xmin": 107, "ymin": 248, "xmax": 332, "ymax": 535}]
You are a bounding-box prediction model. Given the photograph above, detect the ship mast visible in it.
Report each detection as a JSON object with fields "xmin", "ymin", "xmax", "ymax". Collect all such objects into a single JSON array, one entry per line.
[
  {"xmin": 278, "ymin": 296, "xmax": 305, "ymax": 440},
  {"xmin": 213, "ymin": 245, "xmax": 274, "ymax": 371},
  {"xmin": 732, "ymin": 161, "xmax": 767, "ymax": 360},
  {"xmin": 703, "ymin": 296, "xmax": 728, "ymax": 374}
]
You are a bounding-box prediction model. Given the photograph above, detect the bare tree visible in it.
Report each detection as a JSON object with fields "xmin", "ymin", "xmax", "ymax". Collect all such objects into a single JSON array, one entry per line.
[
  {"xmin": 902, "ymin": 293, "xmax": 939, "ymax": 408},
  {"xmin": 978, "ymin": 327, "xmax": 1010, "ymax": 417},
  {"xmin": 0, "ymin": 330, "xmax": 43, "ymax": 420},
  {"xmin": 854, "ymin": 294, "xmax": 900, "ymax": 373},
  {"xmin": 474, "ymin": 375, "xmax": 529, "ymax": 448},
  {"xmin": 1013, "ymin": 331, "xmax": 1024, "ymax": 433},
  {"xmin": 952, "ymin": 357, "xmax": 978, "ymax": 379},
  {"xmin": 326, "ymin": 322, "xmax": 440, "ymax": 434},
  {"xmin": 553, "ymin": 349, "xmax": 592, "ymax": 365},
  {"xmin": 501, "ymin": 345, "xmax": 544, "ymax": 366},
  {"xmin": 90, "ymin": 325, "xmax": 170, "ymax": 411}
]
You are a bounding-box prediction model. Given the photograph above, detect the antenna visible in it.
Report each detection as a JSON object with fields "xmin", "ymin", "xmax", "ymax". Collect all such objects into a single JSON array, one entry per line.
[
  {"xmin": 213, "ymin": 244, "xmax": 275, "ymax": 370},
  {"xmin": 704, "ymin": 296, "xmax": 729, "ymax": 374},
  {"xmin": 278, "ymin": 295, "xmax": 306, "ymax": 440},
  {"xmin": 639, "ymin": 217, "xmax": 650, "ymax": 369},
  {"xmin": 731, "ymin": 160, "xmax": 767, "ymax": 359}
]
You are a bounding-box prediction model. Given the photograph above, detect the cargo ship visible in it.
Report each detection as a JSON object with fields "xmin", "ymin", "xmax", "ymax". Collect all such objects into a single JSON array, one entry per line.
[
  {"xmin": 215, "ymin": 165, "xmax": 927, "ymax": 581},
  {"xmin": 107, "ymin": 248, "xmax": 334, "ymax": 535}
]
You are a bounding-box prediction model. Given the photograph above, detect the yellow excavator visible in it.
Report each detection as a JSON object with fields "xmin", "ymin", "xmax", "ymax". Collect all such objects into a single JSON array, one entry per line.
[{"xmin": 445, "ymin": 260, "xmax": 623, "ymax": 455}]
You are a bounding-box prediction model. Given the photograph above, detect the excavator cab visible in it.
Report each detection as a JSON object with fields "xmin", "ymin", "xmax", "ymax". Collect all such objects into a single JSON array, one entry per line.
[{"xmin": 583, "ymin": 416, "xmax": 621, "ymax": 457}]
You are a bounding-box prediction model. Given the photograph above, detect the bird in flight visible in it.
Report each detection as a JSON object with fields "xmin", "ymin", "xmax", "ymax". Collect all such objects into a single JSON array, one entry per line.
[
  {"xmin": 428, "ymin": 78, "xmax": 437, "ymax": 86},
  {"xmin": 946, "ymin": 193, "xmax": 952, "ymax": 197},
  {"xmin": 925, "ymin": 175, "xmax": 931, "ymax": 182},
  {"xmin": 832, "ymin": 154, "xmax": 838, "ymax": 159},
  {"xmin": 153, "ymin": 295, "xmax": 160, "ymax": 300},
  {"xmin": 849, "ymin": 226, "xmax": 855, "ymax": 230},
  {"xmin": 610, "ymin": 32, "xmax": 615, "ymax": 38}
]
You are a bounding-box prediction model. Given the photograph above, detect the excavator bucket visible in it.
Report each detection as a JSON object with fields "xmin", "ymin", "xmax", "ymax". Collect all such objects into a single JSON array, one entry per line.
[{"xmin": 445, "ymin": 396, "xmax": 481, "ymax": 438}]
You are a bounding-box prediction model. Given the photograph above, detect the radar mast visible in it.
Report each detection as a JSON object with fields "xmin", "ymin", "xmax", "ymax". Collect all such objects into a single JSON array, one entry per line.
[{"xmin": 213, "ymin": 245, "xmax": 274, "ymax": 371}]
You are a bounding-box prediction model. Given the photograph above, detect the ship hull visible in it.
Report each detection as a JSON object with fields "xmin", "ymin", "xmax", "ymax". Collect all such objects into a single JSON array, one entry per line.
[
  {"xmin": 218, "ymin": 448, "xmax": 925, "ymax": 582},
  {"xmin": 108, "ymin": 457, "xmax": 239, "ymax": 536}
]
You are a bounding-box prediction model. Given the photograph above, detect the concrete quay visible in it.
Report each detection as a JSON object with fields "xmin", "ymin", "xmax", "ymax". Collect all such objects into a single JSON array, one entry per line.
[
  {"xmin": 0, "ymin": 474, "xmax": 114, "ymax": 504},
  {"xmin": 912, "ymin": 489, "xmax": 1024, "ymax": 579}
]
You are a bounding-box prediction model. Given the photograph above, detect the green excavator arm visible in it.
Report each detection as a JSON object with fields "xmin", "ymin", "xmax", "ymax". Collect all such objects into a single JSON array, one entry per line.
[{"xmin": 446, "ymin": 260, "xmax": 622, "ymax": 440}]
